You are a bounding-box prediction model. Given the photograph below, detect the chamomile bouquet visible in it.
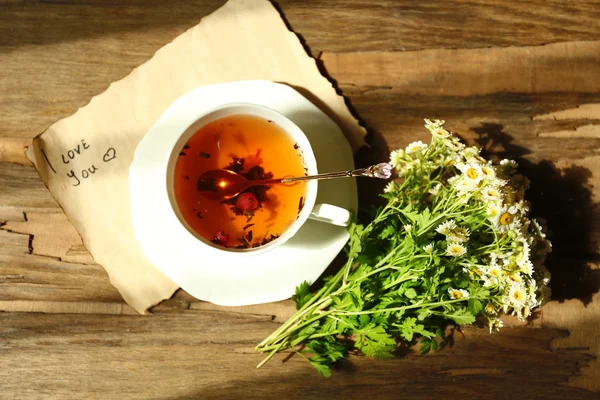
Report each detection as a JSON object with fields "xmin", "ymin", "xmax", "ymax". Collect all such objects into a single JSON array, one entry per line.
[{"xmin": 256, "ymin": 120, "xmax": 552, "ymax": 376}]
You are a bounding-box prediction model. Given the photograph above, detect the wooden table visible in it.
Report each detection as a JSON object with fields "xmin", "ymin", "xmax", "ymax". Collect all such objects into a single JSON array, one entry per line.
[{"xmin": 2, "ymin": 1, "xmax": 600, "ymax": 398}]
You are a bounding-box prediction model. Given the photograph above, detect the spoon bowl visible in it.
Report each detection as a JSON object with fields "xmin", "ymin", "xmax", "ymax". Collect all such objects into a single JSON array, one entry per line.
[{"xmin": 196, "ymin": 169, "xmax": 252, "ymax": 200}]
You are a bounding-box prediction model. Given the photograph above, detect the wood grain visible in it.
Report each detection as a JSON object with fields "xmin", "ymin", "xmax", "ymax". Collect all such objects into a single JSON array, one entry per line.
[
  {"xmin": 1, "ymin": 0, "xmax": 600, "ymax": 397},
  {"xmin": 0, "ymin": 311, "xmax": 596, "ymax": 400},
  {"xmin": 2, "ymin": 0, "xmax": 600, "ymax": 139}
]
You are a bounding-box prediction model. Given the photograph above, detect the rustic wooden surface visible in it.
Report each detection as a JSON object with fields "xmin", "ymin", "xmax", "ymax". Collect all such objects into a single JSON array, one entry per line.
[{"xmin": 1, "ymin": 0, "xmax": 600, "ymax": 398}]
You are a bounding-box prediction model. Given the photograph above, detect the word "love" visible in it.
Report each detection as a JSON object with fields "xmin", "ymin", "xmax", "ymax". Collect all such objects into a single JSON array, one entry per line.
[
  {"xmin": 61, "ymin": 139, "xmax": 90, "ymax": 164},
  {"xmin": 67, "ymin": 147, "xmax": 117, "ymax": 187}
]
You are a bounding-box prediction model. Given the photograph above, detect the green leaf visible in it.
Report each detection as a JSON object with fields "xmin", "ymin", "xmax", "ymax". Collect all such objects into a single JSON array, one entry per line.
[
  {"xmin": 309, "ymin": 358, "xmax": 332, "ymax": 378},
  {"xmin": 396, "ymin": 317, "xmax": 417, "ymax": 341},
  {"xmin": 355, "ymin": 323, "xmax": 396, "ymax": 358},
  {"xmin": 430, "ymin": 338, "xmax": 438, "ymax": 351},
  {"xmin": 417, "ymin": 309, "xmax": 432, "ymax": 321},
  {"xmin": 416, "ymin": 208, "xmax": 432, "ymax": 230},
  {"xmin": 468, "ymin": 298, "xmax": 483, "ymax": 316},
  {"xmin": 395, "ymin": 317, "xmax": 435, "ymax": 342},
  {"xmin": 419, "ymin": 337, "xmax": 437, "ymax": 355},
  {"xmin": 321, "ymin": 317, "xmax": 338, "ymax": 334},
  {"xmin": 358, "ymin": 314, "xmax": 371, "ymax": 327},
  {"xmin": 347, "ymin": 223, "xmax": 364, "ymax": 259},
  {"xmin": 444, "ymin": 308, "xmax": 476, "ymax": 325},
  {"xmin": 379, "ymin": 224, "xmax": 396, "ymax": 240},
  {"xmin": 291, "ymin": 281, "xmax": 312, "ymax": 310},
  {"xmin": 404, "ymin": 288, "xmax": 417, "ymax": 299}
]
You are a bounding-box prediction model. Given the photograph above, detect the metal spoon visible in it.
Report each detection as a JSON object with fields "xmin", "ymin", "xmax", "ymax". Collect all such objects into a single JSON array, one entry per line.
[{"xmin": 196, "ymin": 162, "xmax": 392, "ymax": 200}]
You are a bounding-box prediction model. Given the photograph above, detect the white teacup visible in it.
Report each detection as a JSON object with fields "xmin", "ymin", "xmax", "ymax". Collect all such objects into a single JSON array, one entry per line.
[{"xmin": 164, "ymin": 103, "xmax": 351, "ymax": 257}]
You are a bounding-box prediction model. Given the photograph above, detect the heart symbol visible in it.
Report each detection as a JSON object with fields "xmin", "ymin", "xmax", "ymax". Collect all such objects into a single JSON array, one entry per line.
[{"xmin": 103, "ymin": 147, "xmax": 116, "ymax": 163}]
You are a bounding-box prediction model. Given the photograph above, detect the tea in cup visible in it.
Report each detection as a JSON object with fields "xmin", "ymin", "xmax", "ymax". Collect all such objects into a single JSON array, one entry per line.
[{"xmin": 167, "ymin": 103, "xmax": 350, "ymax": 255}]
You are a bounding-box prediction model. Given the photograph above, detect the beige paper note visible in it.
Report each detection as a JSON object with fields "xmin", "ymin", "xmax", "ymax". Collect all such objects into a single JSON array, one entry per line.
[{"xmin": 26, "ymin": 0, "xmax": 366, "ymax": 314}]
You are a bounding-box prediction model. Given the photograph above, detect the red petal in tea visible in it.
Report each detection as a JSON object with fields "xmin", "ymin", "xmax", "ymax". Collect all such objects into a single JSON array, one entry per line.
[
  {"xmin": 236, "ymin": 192, "xmax": 259, "ymax": 213},
  {"xmin": 212, "ymin": 230, "xmax": 229, "ymax": 246}
]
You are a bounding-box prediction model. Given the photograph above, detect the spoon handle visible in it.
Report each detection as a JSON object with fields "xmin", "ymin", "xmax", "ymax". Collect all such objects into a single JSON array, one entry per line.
[{"xmin": 254, "ymin": 163, "xmax": 393, "ymax": 185}]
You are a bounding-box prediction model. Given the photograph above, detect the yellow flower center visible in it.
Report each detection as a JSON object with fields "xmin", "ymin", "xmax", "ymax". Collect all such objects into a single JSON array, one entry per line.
[
  {"xmin": 499, "ymin": 212, "xmax": 512, "ymax": 225},
  {"xmin": 452, "ymin": 291, "xmax": 463, "ymax": 299},
  {"xmin": 482, "ymin": 168, "xmax": 492, "ymax": 177},
  {"xmin": 488, "ymin": 208, "xmax": 498, "ymax": 217},
  {"xmin": 450, "ymin": 247, "xmax": 462, "ymax": 255},
  {"xmin": 509, "ymin": 274, "xmax": 521, "ymax": 283},
  {"xmin": 467, "ymin": 168, "xmax": 479, "ymax": 179},
  {"xmin": 485, "ymin": 304, "xmax": 495, "ymax": 313},
  {"xmin": 513, "ymin": 291, "xmax": 523, "ymax": 301},
  {"xmin": 490, "ymin": 268, "xmax": 501, "ymax": 277}
]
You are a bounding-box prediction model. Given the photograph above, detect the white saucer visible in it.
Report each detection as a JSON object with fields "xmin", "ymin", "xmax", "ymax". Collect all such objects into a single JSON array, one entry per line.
[{"xmin": 129, "ymin": 80, "xmax": 357, "ymax": 306}]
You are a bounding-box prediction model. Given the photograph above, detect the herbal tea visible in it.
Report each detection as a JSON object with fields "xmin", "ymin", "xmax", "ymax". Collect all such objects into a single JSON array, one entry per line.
[{"xmin": 173, "ymin": 114, "xmax": 308, "ymax": 249}]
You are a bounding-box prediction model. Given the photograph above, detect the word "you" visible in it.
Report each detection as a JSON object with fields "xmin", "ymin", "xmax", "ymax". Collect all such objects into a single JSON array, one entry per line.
[{"xmin": 67, "ymin": 146, "xmax": 117, "ymax": 186}]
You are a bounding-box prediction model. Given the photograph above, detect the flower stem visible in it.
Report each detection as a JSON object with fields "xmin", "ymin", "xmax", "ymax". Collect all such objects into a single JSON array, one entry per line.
[{"xmin": 333, "ymin": 297, "xmax": 472, "ymax": 316}]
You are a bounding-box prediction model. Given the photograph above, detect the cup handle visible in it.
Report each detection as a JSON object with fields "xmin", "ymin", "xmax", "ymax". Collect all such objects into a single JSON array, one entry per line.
[{"xmin": 308, "ymin": 203, "xmax": 351, "ymax": 227}]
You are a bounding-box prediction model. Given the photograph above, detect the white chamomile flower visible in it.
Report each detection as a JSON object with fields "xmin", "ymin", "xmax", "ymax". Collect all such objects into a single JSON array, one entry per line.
[
  {"xmin": 446, "ymin": 242, "xmax": 467, "ymax": 257},
  {"xmin": 447, "ymin": 226, "xmax": 470, "ymax": 243},
  {"xmin": 424, "ymin": 118, "xmax": 445, "ymax": 131},
  {"xmin": 428, "ymin": 183, "xmax": 442, "ymax": 196},
  {"xmin": 484, "ymin": 264, "xmax": 503, "ymax": 287},
  {"xmin": 500, "ymin": 159, "xmax": 518, "ymax": 169},
  {"xmin": 384, "ymin": 181, "xmax": 397, "ymax": 193},
  {"xmin": 493, "ymin": 206, "xmax": 515, "ymax": 233},
  {"xmin": 481, "ymin": 164, "xmax": 496, "ymax": 180},
  {"xmin": 485, "ymin": 303, "xmax": 497, "ymax": 315},
  {"xmin": 431, "ymin": 126, "xmax": 451, "ymax": 138},
  {"xmin": 491, "ymin": 178, "xmax": 508, "ymax": 187},
  {"xmin": 448, "ymin": 288, "xmax": 469, "ymax": 299},
  {"xmin": 515, "ymin": 238, "xmax": 531, "ymax": 264},
  {"xmin": 531, "ymin": 218, "xmax": 547, "ymax": 238},
  {"xmin": 515, "ymin": 200, "xmax": 530, "ymax": 214},
  {"xmin": 489, "ymin": 318, "xmax": 503, "ymax": 333},
  {"xmin": 482, "ymin": 186, "xmax": 502, "ymax": 201},
  {"xmin": 405, "ymin": 140, "xmax": 427, "ymax": 154},
  {"xmin": 444, "ymin": 154, "xmax": 460, "ymax": 167},
  {"xmin": 446, "ymin": 137, "xmax": 466, "ymax": 151},
  {"xmin": 519, "ymin": 305, "xmax": 532, "ymax": 320},
  {"xmin": 500, "ymin": 159, "xmax": 518, "ymax": 176},
  {"xmin": 455, "ymin": 178, "xmax": 476, "ymax": 193},
  {"xmin": 508, "ymin": 285, "xmax": 527, "ymax": 307},
  {"xmin": 490, "ymin": 253, "xmax": 499, "ymax": 264},
  {"xmin": 488, "ymin": 264, "xmax": 503, "ymax": 278},
  {"xmin": 527, "ymin": 283, "xmax": 538, "ymax": 307},
  {"xmin": 423, "ymin": 243, "xmax": 434, "ymax": 253},
  {"xmin": 435, "ymin": 219, "xmax": 457, "ymax": 235},
  {"xmin": 508, "ymin": 272, "xmax": 523, "ymax": 284},
  {"xmin": 389, "ymin": 149, "xmax": 404, "ymax": 168},
  {"xmin": 459, "ymin": 163, "xmax": 484, "ymax": 186},
  {"xmin": 486, "ymin": 202, "xmax": 501, "ymax": 219},
  {"xmin": 463, "ymin": 146, "xmax": 481, "ymax": 159},
  {"xmin": 520, "ymin": 259, "xmax": 534, "ymax": 277},
  {"xmin": 404, "ymin": 224, "xmax": 414, "ymax": 232}
]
